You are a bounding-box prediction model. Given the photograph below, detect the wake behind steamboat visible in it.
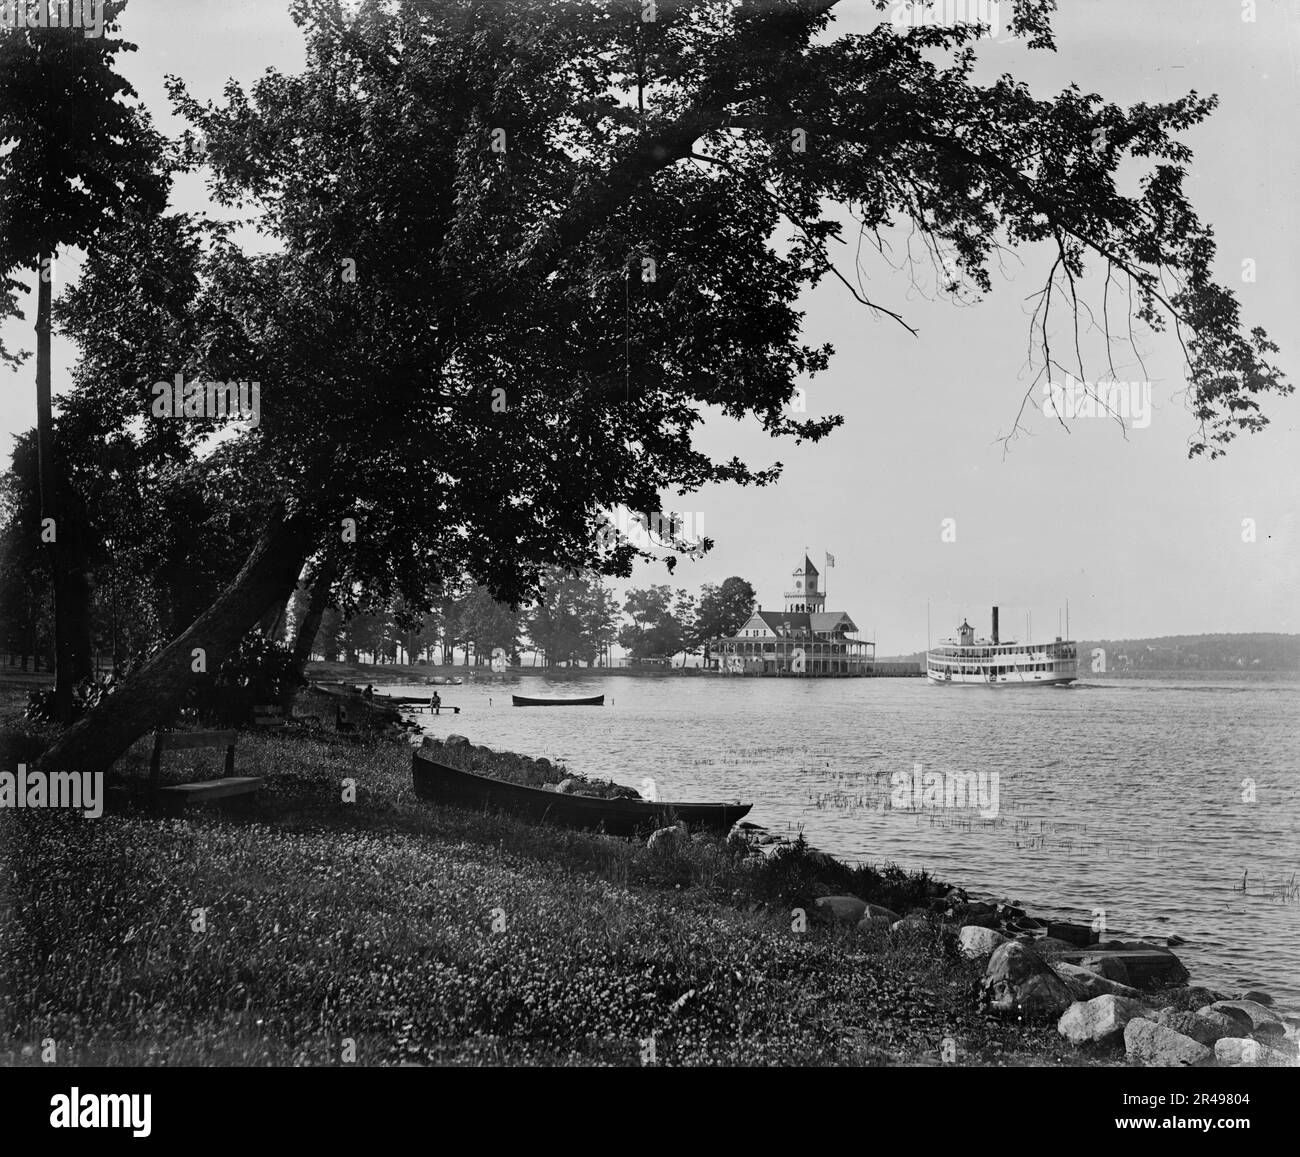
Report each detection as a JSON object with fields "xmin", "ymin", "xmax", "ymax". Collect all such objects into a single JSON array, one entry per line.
[{"xmin": 927, "ymin": 606, "xmax": 1077, "ymax": 686}]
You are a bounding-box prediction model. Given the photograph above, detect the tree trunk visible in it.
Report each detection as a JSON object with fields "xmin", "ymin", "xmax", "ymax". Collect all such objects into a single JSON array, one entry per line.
[
  {"xmin": 34, "ymin": 259, "xmax": 70, "ymax": 718},
  {"xmin": 291, "ymin": 555, "xmax": 339, "ymax": 670},
  {"xmin": 257, "ymin": 593, "xmax": 290, "ymax": 640},
  {"xmin": 32, "ymin": 258, "xmax": 95, "ymax": 719},
  {"xmin": 38, "ymin": 509, "xmax": 317, "ymax": 774}
]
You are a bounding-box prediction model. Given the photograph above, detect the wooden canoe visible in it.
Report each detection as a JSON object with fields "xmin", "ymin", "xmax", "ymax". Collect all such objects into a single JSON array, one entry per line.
[
  {"xmin": 411, "ymin": 751, "xmax": 751, "ymax": 836},
  {"xmin": 511, "ymin": 694, "xmax": 605, "ymax": 707}
]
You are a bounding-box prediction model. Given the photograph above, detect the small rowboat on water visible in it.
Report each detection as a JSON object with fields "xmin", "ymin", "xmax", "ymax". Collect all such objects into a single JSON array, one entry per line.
[
  {"xmin": 511, "ymin": 694, "xmax": 604, "ymax": 707},
  {"xmin": 411, "ymin": 751, "xmax": 751, "ymax": 836}
]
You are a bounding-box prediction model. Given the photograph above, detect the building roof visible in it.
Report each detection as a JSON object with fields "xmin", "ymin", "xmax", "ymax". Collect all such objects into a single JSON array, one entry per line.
[
  {"xmin": 794, "ymin": 554, "xmax": 819, "ymax": 577},
  {"xmin": 732, "ymin": 610, "xmax": 858, "ymax": 636}
]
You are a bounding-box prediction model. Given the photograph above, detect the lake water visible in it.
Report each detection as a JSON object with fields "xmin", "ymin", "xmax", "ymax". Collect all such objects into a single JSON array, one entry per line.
[{"xmin": 391, "ymin": 674, "xmax": 1300, "ymax": 1012}]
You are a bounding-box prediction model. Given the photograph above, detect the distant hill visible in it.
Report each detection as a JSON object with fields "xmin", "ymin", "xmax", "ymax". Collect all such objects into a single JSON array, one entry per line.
[{"xmin": 877, "ymin": 634, "xmax": 1300, "ymax": 673}]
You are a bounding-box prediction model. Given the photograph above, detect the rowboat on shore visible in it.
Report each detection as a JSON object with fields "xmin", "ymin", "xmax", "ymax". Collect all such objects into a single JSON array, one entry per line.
[
  {"xmin": 511, "ymin": 694, "xmax": 605, "ymax": 707},
  {"xmin": 411, "ymin": 751, "xmax": 751, "ymax": 836}
]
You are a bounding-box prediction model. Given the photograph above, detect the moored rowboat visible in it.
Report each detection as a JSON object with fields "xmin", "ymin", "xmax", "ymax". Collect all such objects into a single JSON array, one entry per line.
[
  {"xmin": 411, "ymin": 751, "xmax": 751, "ymax": 836},
  {"xmin": 511, "ymin": 694, "xmax": 604, "ymax": 707}
]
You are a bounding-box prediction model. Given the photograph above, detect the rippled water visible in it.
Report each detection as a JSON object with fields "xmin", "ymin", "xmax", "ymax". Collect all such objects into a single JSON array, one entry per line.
[{"xmin": 392, "ymin": 674, "xmax": 1300, "ymax": 1011}]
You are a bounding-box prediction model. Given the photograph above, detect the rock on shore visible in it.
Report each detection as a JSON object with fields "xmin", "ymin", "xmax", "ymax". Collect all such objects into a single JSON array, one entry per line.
[
  {"xmin": 1058, "ymin": 994, "xmax": 1150, "ymax": 1046},
  {"xmin": 981, "ymin": 942, "xmax": 1076, "ymax": 1018},
  {"xmin": 1123, "ymin": 1018, "xmax": 1214, "ymax": 1067}
]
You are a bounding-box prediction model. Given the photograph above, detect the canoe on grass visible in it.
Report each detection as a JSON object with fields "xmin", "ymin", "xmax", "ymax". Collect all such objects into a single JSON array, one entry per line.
[
  {"xmin": 411, "ymin": 751, "xmax": 751, "ymax": 836},
  {"xmin": 511, "ymin": 693, "xmax": 604, "ymax": 707}
]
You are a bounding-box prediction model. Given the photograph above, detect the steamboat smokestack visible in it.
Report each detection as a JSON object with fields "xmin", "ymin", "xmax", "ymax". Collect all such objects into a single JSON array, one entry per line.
[{"xmin": 991, "ymin": 605, "xmax": 999, "ymax": 645}]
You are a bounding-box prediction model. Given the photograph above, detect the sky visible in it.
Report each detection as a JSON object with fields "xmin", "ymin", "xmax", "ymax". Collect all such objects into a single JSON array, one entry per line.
[{"xmin": 2, "ymin": 0, "xmax": 1297, "ymax": 654}]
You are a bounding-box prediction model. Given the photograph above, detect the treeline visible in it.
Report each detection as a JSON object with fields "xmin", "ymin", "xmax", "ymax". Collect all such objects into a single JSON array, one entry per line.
[
  {"xmin": 211, "ymin": 572, "xmax": 758, "ymax": 669},
  {"xmin": 879, "ymin": 634, "xmax": 1300, "ymax": 672},
  {"xmin": 1085, "ymin": 634, "xmax": 1300, "ymax": 673}
]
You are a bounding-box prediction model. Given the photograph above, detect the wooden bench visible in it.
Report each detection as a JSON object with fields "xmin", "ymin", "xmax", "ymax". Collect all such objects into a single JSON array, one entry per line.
[{"xmin": 150, "ymin": 729, "xmax": 262, "ymax": 812}]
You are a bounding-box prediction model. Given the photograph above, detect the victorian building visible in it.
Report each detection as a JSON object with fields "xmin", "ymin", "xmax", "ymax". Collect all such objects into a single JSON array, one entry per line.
[{"xmin": 710, "ymin": 556, "xmax": 874, "ymax": 676}]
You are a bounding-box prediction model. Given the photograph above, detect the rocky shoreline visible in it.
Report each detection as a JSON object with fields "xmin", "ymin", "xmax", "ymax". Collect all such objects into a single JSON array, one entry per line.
[{"xmin": 413, "ymin": 731, "xmax": 1297, "ymax": 1068}]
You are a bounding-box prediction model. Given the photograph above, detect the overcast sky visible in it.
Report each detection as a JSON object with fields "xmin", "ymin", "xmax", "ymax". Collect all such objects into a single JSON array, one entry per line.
[{"xmin": 2, "ymin": 0, "xmax": 1296, "ymax": 653}]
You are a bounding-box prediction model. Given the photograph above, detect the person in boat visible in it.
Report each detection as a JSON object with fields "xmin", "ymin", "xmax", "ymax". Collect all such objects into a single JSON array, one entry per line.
[
  {"xmin": 362, "ymin": 684, "xmax": 375, "ymax": 699},
  {"xmin": 430, "ymin": 691, "xmax": 442, "ymax": 713}
]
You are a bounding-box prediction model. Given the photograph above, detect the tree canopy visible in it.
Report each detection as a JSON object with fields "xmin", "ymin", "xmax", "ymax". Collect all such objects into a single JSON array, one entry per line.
[{"xmin": 28, "ymin": 0, "xmax": 1288, "ymax": 771}]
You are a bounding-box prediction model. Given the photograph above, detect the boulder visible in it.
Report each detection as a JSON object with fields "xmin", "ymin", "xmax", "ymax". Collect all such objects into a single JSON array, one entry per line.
[
  {"xmin": 1058, "ymin": 994, "xmax": 1150, "ymax": 1047},
  {"xmin": 958, "ymin": 926, "xmax": 1008, "ymax": 959},
  {"xmin": 1210, "ymin": 1000, "xmax": 1285, "ymax": 1036},
  {"xmin": 1241, "ymin": 990, "xmax": 1274, "ymax": 1006},
  {"xmin": 1032, "ymin": 937, "xmax": 1082, "ymax": 960},
  {"xmin": 982, "ymin": 942, "xmax": 1077, "ymax": 1018},
  {"xmin": 1123, "ymin": 1019, "xmax": 1214, "ymax": 1067},
  {"xmin": 1045, "ymin": 921, "xmax": 1097, "ymax": 947},
  {"xmin": 856, "ymin": 903, "xmax": 901, "ymax": 931},
  {"xmin": 956, "ymin": 910, "xmax": 1001, "ymax": 930},
  {"xmin": 1189, "ymin": 1007, "xmax": 1248, "ymax": 1041},
  {"xmin": 1214, "ymin": 1037, "xmax": 1292, "ymax": 1067},
  {"xmin": 1053, "ymin": 962, "xmax": 1147, "ymax": 1002},
  {"xmin": 420, "ymin": 736, "xmax": 440, "ymax": 749},
  {"xmin": 1171, "ymin": 986, "xmax": 1225, "ymax": 1010},
  {"xmin": 890, "ymin": 912, "xmax": 930, "ymax": 933},
  {"xmin": 1199, "ymin": 1004, "xmax": 1253, "ymax": 1036},
  {"xmin": 814, "ymin": 895, "xmax": 867, "ymax": 923},
  {"xmin": 647, "ymin": 823, "xmax": 689, "ymax": 851},
  {"xmin": 555, "ymin": 778, "xmax": 583, "ymax": 795},
  {"xmin": 444, "ymin": 735, "xmax": 471, "ymax": 748},
  {"xmin": 1153, "ymin": 1008, "xmax": 1235, "ymax": 1047},
  {"xmin": 1080, "ymin": 953, "xmax": 1131, "ymax": 985}
]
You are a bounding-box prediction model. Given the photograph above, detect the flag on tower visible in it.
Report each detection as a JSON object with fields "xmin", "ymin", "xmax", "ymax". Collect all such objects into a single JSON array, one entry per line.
[{"xmin": 825, "ymin": 552, "xmax": 836, "ymax": 568}]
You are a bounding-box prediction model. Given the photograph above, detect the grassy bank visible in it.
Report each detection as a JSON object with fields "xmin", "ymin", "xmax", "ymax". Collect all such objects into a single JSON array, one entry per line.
[{"xmin": 0, "ymin": 691, "xmax": 1105, "ymax": 1067}]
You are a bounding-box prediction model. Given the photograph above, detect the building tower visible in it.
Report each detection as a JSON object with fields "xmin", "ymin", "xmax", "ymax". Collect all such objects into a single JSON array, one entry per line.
[{"xmin": 785, "ymin": 556, "xmax": 825, "ymax": 614}]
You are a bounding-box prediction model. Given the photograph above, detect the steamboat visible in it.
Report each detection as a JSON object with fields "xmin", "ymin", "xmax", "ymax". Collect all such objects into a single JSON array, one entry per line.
[{"xmin": 927, "ymin": 606, "xmax": 1076, "ymax": 686}]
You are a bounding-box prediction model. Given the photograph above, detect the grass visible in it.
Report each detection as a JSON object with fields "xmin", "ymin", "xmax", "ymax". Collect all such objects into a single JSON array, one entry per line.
[{"xmin": 0, "ymin": 687, "xmax": 1111, "ymax": 1067}]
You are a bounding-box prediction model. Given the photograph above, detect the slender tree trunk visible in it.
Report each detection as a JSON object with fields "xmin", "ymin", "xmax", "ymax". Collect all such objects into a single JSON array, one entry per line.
[
  {"xmin": 291, "ymin": 555, "xmax": 339, "ymax": 670},
  {"xmin": 33, "ymin": 258, "xmax": 94, "ymax": 719},
  {"xmin": 39, "ymin": 509, "xmax": 317, "ymax": 774}
]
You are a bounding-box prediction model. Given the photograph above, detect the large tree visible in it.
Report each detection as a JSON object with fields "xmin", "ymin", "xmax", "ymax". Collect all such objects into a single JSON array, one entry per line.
[
  {"xmin": 41, "ymin": 0, "xmax": 1286, "ymax": 772},
  {"xmin": 458, "ymin": 584, "xmax": 521, "ymax": 665},
  {"xmin": 619, "ymin": 585, "xmax": 688, "ymax": 660},
  {"xmin": 695, "ymin": 576, "xmax": 757, "ymax": 666},
  {"xmin": 525, "ymin": 568, "xmax": 617, "ymax": 666},
  {"xmin": 0, "ymin": 0, "xmax": 169, "ymax": 717}
]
